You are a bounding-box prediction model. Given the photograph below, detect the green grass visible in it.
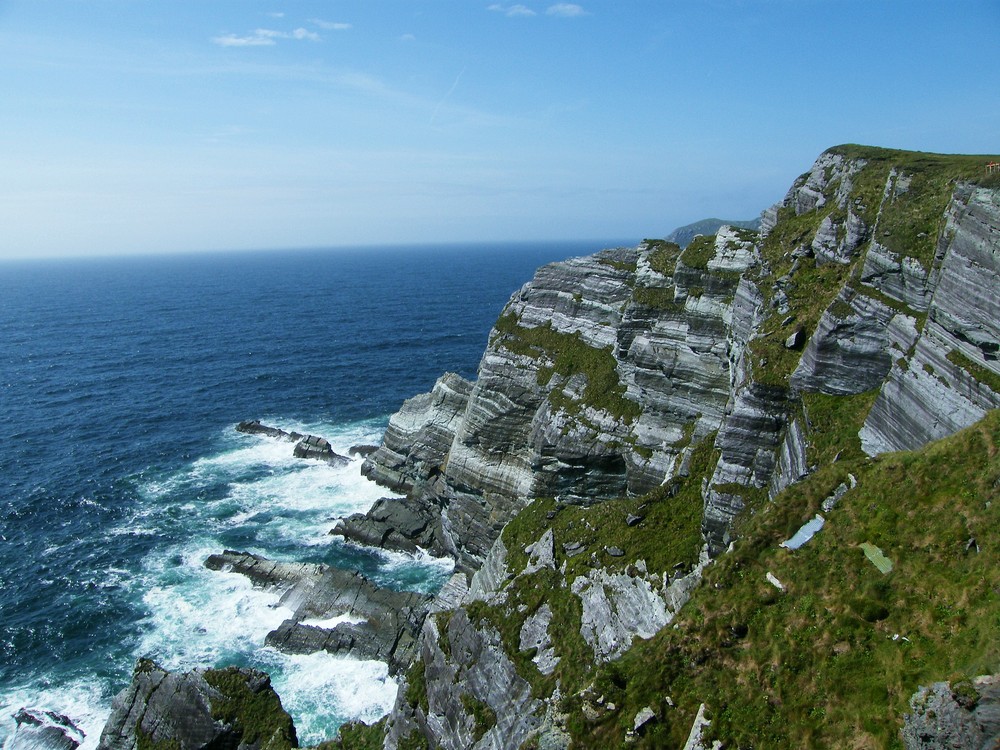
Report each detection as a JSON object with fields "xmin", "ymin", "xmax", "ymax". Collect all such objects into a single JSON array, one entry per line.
[
  {"xmin": 502, "ymin": 436, "xmax": 713, "ymax": 581},
  {"xmin": 946, "ymin": 348, "xmax": 1000, "ymax": 394},
  {"xmin": 135, "ymin": 728, "xmax": 180, "ymax": 750},
  {"xmin": 404, "ymin": 659, "xmax": 429, "ymax": 714},
  {"xmin": 801, "ymin": 388, "xmax": 881, "ymax": 465},
  {"xmin": 203, "ymin": 667, "xmax": 297, "ymax": 750},
  {"xmin": 678, "ymin": 234, "xmax": 717, "ymax": 270},
  {"xmin": 567, "ymin": 409, "xmax": 1000, "ymax": 749},
  {"xmin": 493, "ymin": 313, "xmax": 640, "ymax": 422},
  {"xmin": 828, "ymin": 145, "xmax": 1000, "ymax": 270},
  {"xmin": 460, "ymin": 693, "xmax": 498, "ymax": 741},
  {"xmin": 749, "ymin": 259, "xmax": 855, "ymax": 386},
  {"xmin": 318, "ymin": 718, "xmax": 386, "ymax": 750},
  {"xmin": 597, "ymin": 256, "xmax": 638, "ymax": 273},
  {"xmin": 643, "ymin": 240, "xmax": 683, "ymax": 276},
  {"xmin": 461, "ymin": 435, "xmax": 716, "ymax": 711},
  {"xmin": 631, "ymin": 284, "xmax": 682, "ymax": 310}
]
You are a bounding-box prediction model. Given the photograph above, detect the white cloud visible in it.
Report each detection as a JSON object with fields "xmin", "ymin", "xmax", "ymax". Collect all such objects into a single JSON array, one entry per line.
[
  {"xmin": 311, "ymin": 19, "xmax": 353, "ymax": 31},
  {"xmin": 488, "ymin": 4, "xmax": 537, "ymax": 17},
  {"xmin": 546, "ymin": 3, "xmax": 588, "ymax": 16},
  {"xmin": 291, "ymin": 28, "xmax": 321, "ymax": 41},
  {"xmin": 212, "ymin": 32, "xmax": 277, "ymax": 47},
  {"xmin": 212, "ymin": 27, "xmax": 320, "ymax": 47},
  {"xmin": 267, "ymin": 12, "xmax": 285, "ymax": 19},
  {"xmin": 400, "ymin": 33, "xmax": 416, "ymax": 42}
]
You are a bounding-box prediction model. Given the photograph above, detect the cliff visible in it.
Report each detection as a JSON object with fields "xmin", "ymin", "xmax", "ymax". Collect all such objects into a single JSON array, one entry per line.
[
  {"xmin": 358, "ymin": 146, "xmax": 1000, "ymax": 749},
  {"xmin": 99, "ymin": 145, "xmax": 1000, "ymax": 749}
]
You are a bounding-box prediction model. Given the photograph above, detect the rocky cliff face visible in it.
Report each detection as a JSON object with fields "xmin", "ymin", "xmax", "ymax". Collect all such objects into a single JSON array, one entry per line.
[{"xmin": 357, "ymin": 146, "xmax": 1000, "ymax": 749}]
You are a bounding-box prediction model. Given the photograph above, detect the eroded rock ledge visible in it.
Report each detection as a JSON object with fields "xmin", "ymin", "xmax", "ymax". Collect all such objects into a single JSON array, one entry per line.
[{"xmin": 204, "ymin": 550, "xmax": 432, "ymax": 674}]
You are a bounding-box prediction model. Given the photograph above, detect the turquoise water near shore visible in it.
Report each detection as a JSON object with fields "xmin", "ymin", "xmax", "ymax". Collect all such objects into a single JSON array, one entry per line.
[{"xmin": 0, "ymin": 242, "xmax": 622, "ymax": 747}]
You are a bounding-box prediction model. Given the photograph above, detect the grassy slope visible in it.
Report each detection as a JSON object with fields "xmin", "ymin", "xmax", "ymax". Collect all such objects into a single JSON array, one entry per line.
[{"xmin": 574, "ymin": 409, "xmax": 1000, "ymax": 749}]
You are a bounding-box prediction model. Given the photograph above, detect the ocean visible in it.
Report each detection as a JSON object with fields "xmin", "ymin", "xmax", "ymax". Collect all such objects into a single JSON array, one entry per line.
[{"xmin": 0, "ymin": 242, "xmax": 620, "ymax": 748}]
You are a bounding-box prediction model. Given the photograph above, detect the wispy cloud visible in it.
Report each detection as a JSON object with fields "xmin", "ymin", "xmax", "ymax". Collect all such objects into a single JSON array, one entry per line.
[
  {"xmin": 431, "ymin": 67, "xmax": 466, "ymax": 125},
  {"xmin": 546, "ymin": 3, "xmax": 588, "ymax": 17},
  {"xmin": 311, "ymin": 19, "xmax": 353, "ymax": 31},
  {"xmin": 400, "ymin": 33, "xmax": 416, "ymax": 42},
  {"xmin": 488, "ymin": 4, "xmax": 537, "ymax": 17},
  {"xmin": 212, "ymin": 27, "xmax": 320, "ymax": 47}
]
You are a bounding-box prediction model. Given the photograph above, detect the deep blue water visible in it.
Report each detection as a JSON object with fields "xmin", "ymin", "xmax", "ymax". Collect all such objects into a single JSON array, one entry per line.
[{"xmin": 0, "ymin": 242, "xmax": 619, "ymax": 747}]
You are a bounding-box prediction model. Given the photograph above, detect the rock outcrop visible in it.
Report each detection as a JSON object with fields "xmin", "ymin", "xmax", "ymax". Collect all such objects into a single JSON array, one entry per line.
[
  {"xmin": 902, "ymin": 675, "xmax": 1000, "ymax": 750},
  {"xmin": 236, "ymin": 421, "xmax": 350, "ymax": 466},
  {"xmin": 98, "ymin": 662, "xmax": 296, "ymax": 750},
  {"xmin": 5, "ymin": 709, "xmax": 85, "ymax": 750},
  {"xmin": 204, "ymin": 550, "xmax": 432, "ymax": 674}
]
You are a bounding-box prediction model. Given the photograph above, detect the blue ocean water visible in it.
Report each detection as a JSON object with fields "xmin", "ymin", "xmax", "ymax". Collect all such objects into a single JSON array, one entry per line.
[{"xmin": 0, "ymin": 242, "xmax": 618, "ymax": 748}]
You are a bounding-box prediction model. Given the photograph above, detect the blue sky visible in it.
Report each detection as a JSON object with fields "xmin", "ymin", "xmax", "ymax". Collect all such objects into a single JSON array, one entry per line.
[{"xmin": 1, "ymin": 1, "xmax": 998, "ymax": 259}]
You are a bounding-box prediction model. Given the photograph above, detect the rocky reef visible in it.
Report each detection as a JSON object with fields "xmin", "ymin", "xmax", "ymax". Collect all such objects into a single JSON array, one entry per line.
[{"xmin": 97, "ymin": 145, "xmax": 1000, "ymax": 749}]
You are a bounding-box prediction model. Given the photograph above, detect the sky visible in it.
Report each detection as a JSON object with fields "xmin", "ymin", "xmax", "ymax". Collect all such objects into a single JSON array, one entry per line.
[{"xmin": 1, "ymin": 1, "xmax": 998, "ymax": 260}]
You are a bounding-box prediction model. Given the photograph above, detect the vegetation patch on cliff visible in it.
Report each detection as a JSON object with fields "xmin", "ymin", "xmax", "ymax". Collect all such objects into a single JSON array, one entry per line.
[
  {"xmin": 493, "ymin": 313, "xmax": 640, "ymax": 422},
  {"xmin": 502, "ymin": 435, "xmax": 714, "ymax": 580},
  {"xmin": 946, "ymin": 348, "xmax": 1000, "ymax": 395},
  {"xmin": 203, "ymin": 667, "xmax": 297, "ymax": 750}
]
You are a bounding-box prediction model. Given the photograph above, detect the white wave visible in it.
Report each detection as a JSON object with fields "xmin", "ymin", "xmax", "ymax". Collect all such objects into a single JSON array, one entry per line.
[
  {"xmin": 373, "ymin": 545, "xmax": 456, "ymax": 578},
  {"xmin": 137, "ymin": 544, "xmax": 294, "ymax": 670},
  {"xmin": 256, "ymin": 649, "xmax": 398, "ymax": 746},
  {"xmin": 299, "ymin": 613, "xmax": 365, "ymax": 629},
  {"xmin": 0, "ymin": 677, "xmax": 110, "ymax": 750}
]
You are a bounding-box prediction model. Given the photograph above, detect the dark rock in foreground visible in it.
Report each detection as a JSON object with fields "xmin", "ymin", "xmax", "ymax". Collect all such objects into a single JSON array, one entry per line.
[
  {"xmin": 205, "ymin": 550, "xmax": 433, "ymax": 674},
  {"xmin": 98, "ymin": 661, "xmax": 296, "ymax": 750},
  {"xmin": 331, "ymin": 494, "xmax": 450, "ymax": 558}
]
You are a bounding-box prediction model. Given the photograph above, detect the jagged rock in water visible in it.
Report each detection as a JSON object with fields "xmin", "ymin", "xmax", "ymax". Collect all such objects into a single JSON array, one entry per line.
[
  {"xmin": 292, "ymin": 434, "xmax": 350, "ymax": 465},
  {"xmin": 204, "ymin": 550, "xmax": 432, "ymax": 674},
  {"xmin": 332, "ymin": 494, "xmax": 450, "ymax": 558},
  {"xmin": 235, "ymin": 421, "xmax": 349, "ymax": 465},
  {"xmin": 235, "ymin": 419, "xmax": 301, "ymax": 441},
  {"xmin": 6, "ymin": 709, "xmax": 84, "ymax": 750},
  {"xmin": 901, "ymin": 675, "xmax": 1000, "ymax": 750},
  {"xmin": 98, "ymin": 662, "xmax": 296, "ymax": 750}
]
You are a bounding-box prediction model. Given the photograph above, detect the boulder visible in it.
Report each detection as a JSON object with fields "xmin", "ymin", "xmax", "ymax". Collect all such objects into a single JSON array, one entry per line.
[{"xmin": 98, "ymin": 661, "xmax": 296, "ymax": 750}]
